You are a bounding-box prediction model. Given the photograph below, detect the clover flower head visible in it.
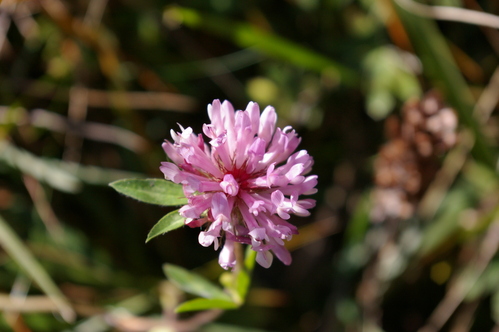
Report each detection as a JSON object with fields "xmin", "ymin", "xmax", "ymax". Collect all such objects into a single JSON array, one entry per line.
[{"xmin": 160, "ymin": 100, "xmax": 317, "ymax": 269}]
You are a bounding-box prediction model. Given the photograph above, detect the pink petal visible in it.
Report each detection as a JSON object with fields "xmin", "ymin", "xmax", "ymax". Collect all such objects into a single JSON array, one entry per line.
[
  {"xmin": 220, "ymin": 174, "xmax": 239, "ymax": 196},
  {"xmin": 207, "ymin": 100, "xmax": 223, "ymax": 135},
  {"xmin": 161, "ymin": 141, "xmax": 184, "ymax": 165},
  {"xmin": 256, "ymin": 251, "xmax": 273, "ymax": 268},
  {"xmin": 185, "ymin": 217, "xmax": 208, "ymax": 228},
  {"xmin": 258, "ymin": 106, "xmax": 276, "ymax": 144},
  {"xmin": 211, "ymin": 192, "xmax": 230, "ymax": 222},
  {"xmin": 159, "ymin": 162, "xmax": 183, "ymax": 183},
  {"xmin": 272, "ymin": 244, "xmax": 292, "ymax": 265},
  {"xmin": 219, "ymin": 240, "xmax": 236, "ymax": 270},
  {"xmin": 245, "ymin": 101, "xmax": 260, "ymax": 136}
]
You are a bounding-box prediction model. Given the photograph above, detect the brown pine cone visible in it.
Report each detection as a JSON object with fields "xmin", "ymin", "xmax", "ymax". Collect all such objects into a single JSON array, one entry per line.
[{"xmin": 370, "ymin": 90, "xmax": 458, "ymax": 222}]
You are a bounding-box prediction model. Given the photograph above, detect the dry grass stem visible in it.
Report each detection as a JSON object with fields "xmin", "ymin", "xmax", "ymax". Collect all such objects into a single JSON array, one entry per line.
[
  {"xmin": 395, "ymin": 0, "xmax": 499, "ymax": 29},
  {"xmin": 474, "ymin": 66, "xmax": 499, "ymax": 124},
  {"xmin": 0, "ymin": 106, "xmax": 149, "ymax": 153},
  {"xmin": 22, "ymin": 175, "xmax": 64, "ymax": 241},
  {"xmin": 418, "ymin": 217, "xmax": 499, "ymax": 332}
]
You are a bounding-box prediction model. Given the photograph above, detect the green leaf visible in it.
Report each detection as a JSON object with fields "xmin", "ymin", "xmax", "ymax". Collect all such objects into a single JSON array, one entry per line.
[
  {"xmin": 175, "ymin": 298, "xmax": 238, "ymax": 313},
  {"xmin": 109, "ymin": 178, "xmax": 187, "ymax": 206},
  {"xmin": 163, "ymin": 263, "xmax": 231, "ymax": 300},
  {"xmin": 146, "ymin": 210, "xmax": 185, "ymax": 242}
]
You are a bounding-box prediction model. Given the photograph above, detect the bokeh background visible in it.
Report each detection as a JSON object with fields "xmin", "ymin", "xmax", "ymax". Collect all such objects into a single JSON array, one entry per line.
[{"xmin": 1, "ymin": 0, "xmax": 499, "ymax": 331}]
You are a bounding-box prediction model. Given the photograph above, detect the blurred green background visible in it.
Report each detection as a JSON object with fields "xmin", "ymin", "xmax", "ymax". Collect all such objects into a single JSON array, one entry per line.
[{"xmin": 0, "ymin": 0, "xmax": 498, "ymax": 331}]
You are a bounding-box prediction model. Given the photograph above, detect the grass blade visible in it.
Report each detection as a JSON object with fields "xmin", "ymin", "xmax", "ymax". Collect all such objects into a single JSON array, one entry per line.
[
  {"xmin": 393, "ymin": 1, "xmax": 497, "ymax": 168},
  {"xmin": 163, "ymin": 6, "xmax": 358, "ymax": 86},
  {"xmin": 0, "ymin": 215, "xmax": 75, "ymax": 322}
]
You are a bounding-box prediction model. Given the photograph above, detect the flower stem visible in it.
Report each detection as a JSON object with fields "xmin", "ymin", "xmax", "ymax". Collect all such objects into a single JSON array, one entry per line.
[{"xmin": 233, "ymin": 241, "xmax": 245, "ymax": 274}]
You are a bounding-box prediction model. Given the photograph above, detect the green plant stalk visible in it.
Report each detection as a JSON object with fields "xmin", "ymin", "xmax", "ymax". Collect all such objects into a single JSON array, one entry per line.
[
  {"xmin": 0, "ymin": 215, "xmax": 75, "ymax": 322},
  {"xmin": 393, "ymin": 1, "xmax": 497, "ymax": 169},
  {"xmin": 226, "ymin": 243, "xmax": 255, "ymax": 305}
]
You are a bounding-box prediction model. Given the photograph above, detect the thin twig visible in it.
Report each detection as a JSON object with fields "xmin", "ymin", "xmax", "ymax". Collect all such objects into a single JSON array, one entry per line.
[
  {"xmin": 356, "ymin": 219, "xmax": 400, "ymax": 330},
  {"xmin": 417, "ymin": 130, "xmax": 474, "ymax": 220},
  {"xmin": 84, "ymin": 89, "xmax": 197, "ymax": 112},
  {"xmin": 0, "ymin": 293, "xmax": 59, "ymax": 312},
  {"xmin": 84, "ymin": 0, "xmax": 107, "ymax": 28},
  {"xmin": 418, "ymin": 213, "xmax": 499, "ymax": 332},
  {"xmin": 19, "ymin": 80, "xmax": 197, "ymax": 112},
  {"xmin": 63, "ymin": 86, "xmax": 88, "ymax": 162},
  {"xmin": 39, "ymin": 0, "xmax": 122, "ymax": 84},
  {"xmin": 10, "ymin": 1, "xmax": 39, "ymax": 40},
  {"xmin": 474, "ymin": 65, "xmax": 499, "ymax": 124},
  {"xmin": 0, "ymin": 9, "xmax": 11, "ymax": 55},
  {"xmin": 170, "ymin": 28, "xmax": 246, "ymax": 101},
  {"xmin": 463, "ymin": 0, "xmax": 499, "ymax": 55},
  {"xmin": 0, "ymin": 106, "xmax": 149, "ymax": 153},
  {"xmin": 448, "ymin": 300, "xmax": 479, "ymax": 332},
  {"xmin": 286, "ymin": 215, "xmax": 339, "ymax": 251},
  {"xmin": 395, "ymin": 0, "xmax": 499, "ymax": 29},
  {"xmin": 105, "ymin": 309, "xmax": 223, "ymax": 332},
  {"xmin": 5, "ymin": 275, "xmax": 31, "ymax": 329},
  {"xmin": 23, "ymin": 175, "xmax": 64, "ymax": 241}
]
